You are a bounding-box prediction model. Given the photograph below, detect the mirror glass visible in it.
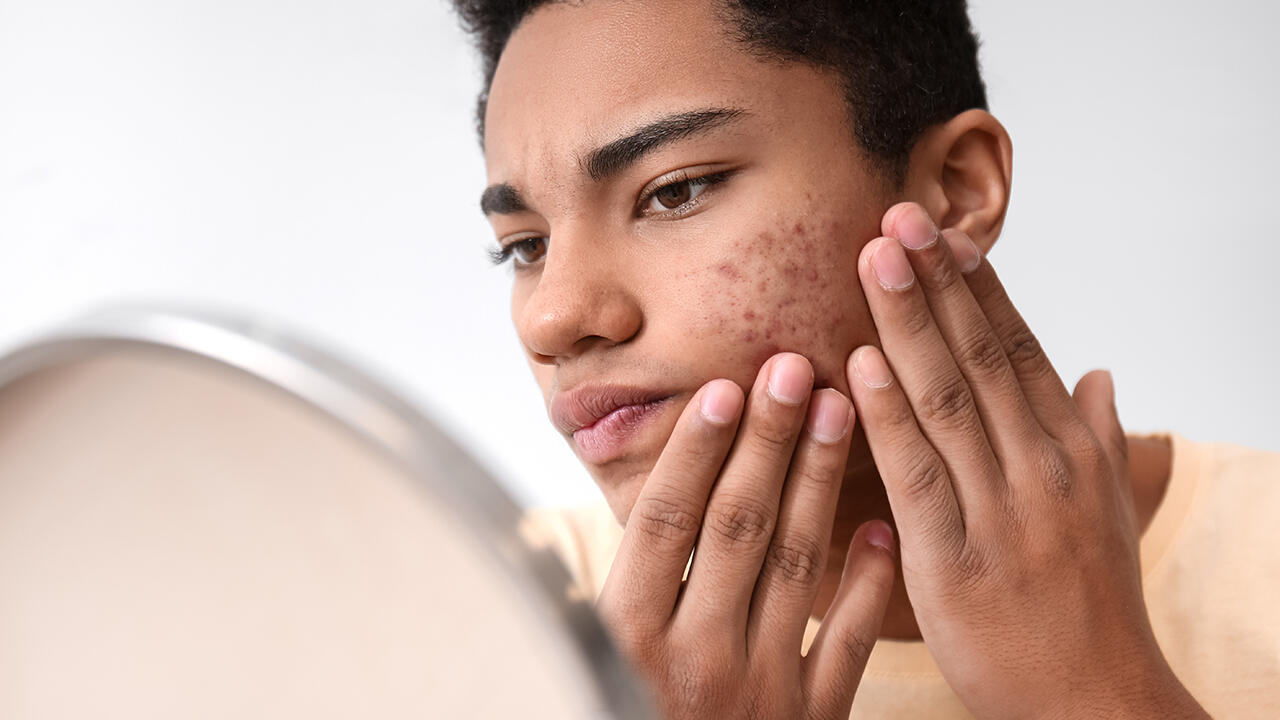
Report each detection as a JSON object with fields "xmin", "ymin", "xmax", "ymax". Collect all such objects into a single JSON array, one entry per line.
[{"xmin": 0, "ymin": 314, "xmax": 647, "ymax": 720}]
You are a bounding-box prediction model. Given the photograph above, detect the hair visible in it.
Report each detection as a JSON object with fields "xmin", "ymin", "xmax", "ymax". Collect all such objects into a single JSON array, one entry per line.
[{"xmin": 452, "ymin": 0, "xmax": 988, "ymax": 186}]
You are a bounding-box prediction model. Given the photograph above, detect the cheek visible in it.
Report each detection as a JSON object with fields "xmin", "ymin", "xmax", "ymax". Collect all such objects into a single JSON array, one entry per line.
[{"xmin": 694, "ymin": 214, "xmax": 877, "ymax": 389}]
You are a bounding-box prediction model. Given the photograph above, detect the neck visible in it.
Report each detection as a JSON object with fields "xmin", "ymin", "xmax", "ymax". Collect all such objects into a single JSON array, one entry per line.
[{"xmin": 810, "ymin": 431, "xmax": 1174, "ymax": 640}]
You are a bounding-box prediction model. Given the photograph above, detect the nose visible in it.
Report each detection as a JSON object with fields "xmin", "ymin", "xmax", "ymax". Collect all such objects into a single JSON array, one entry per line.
[{"xmin": 515, "ymin": 229, "xmax": 642, "ymax": 365}]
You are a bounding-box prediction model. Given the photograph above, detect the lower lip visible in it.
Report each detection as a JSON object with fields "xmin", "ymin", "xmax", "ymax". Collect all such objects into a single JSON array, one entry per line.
[{"xmin": 572, "ymin": 397, "xmax": 673, "ymax": 465}]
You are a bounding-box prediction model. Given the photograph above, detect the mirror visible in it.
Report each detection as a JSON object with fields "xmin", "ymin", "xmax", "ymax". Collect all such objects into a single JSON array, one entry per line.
[{"xmin": 0, "ymin": 309, "xmax": 650, "ymax": 720}]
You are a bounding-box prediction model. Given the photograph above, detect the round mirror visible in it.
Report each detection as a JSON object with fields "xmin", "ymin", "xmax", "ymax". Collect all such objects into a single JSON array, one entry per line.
[{"xmin": 0, "ymin": 309, "xmax": 649, "ymax": 720}]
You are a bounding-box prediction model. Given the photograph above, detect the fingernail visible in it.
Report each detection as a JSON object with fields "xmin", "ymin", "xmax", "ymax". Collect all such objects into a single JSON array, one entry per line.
[
  {"xmin": 852, "ymin": 347, "xmax": 893, "ymax": 388},
  {"xmin": 863, "ymin": 519, "xmax": 895, "ymax": 552},
  {"xmin": 897, "ymin": 206, "xmax": 939, "ymax": 250},
  {"xmin": 767, "ymin": 353, "xmax": 812, "ymax": 406},
  {"xmin": 944, "ymin": 229, "xmax": 982, "ymax": 273},
  {"xmin": 699, "ymin": 379, "xmax": 741, "ymax": 425},
  {"xmin": 807, "ymin": 390, "xmax": 852, "ymax": 444},
  {"xmin": 870, "ymin": 239, "xmax": 915, "ymax": 290}
]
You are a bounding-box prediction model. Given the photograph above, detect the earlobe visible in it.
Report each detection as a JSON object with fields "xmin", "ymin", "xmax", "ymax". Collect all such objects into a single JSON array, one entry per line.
[{"xmin": 903, "ymin": 109, "xmax": 1013, "ymax": 253}]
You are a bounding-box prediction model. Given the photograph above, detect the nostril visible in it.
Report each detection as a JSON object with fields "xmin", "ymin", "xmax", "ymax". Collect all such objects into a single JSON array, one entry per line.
[{"xmin": 527, "ymin": 349, "xmax": 557, "ymax": 366}]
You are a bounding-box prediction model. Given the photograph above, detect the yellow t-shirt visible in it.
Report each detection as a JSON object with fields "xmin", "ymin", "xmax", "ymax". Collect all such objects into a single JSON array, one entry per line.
[{"xmin": 522, "ymin": 433, "xmax": 1280, "ymax": 718}]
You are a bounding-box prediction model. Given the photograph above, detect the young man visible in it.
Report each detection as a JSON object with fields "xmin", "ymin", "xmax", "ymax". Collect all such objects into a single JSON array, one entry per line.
[{"xmin": 454, "ymin": 1, "xmax": 1279, "ymax": 717}]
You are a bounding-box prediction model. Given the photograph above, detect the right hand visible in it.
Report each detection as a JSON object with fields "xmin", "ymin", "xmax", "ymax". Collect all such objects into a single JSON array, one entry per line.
[{"xmin": 596, "ymin": 353, "xmax": 897, "ymax": 720}]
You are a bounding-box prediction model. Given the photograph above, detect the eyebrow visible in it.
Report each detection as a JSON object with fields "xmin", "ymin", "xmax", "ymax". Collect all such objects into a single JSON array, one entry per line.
[
  {"xmin": 583, "ymin": 107, "xmax": 746, "ymax": 181},
  {"xmin": 480, "ymin": 182, "xmax": 525, "ymax": 216},
  {"xmin": 479, "ymin": 107, "xmax": 746, "ymax": 216}
]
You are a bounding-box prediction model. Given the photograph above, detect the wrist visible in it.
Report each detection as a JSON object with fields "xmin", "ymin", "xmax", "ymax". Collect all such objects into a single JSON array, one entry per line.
[{"xmin": 1046, "ymin": 658, "xmax": 1207, "ymax": 720}]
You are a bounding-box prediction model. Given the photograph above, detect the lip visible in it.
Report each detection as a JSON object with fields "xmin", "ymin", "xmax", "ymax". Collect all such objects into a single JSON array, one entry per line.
[{"xmin": 551, "ymin": 385, "xmax": 677, "ymax": 464}]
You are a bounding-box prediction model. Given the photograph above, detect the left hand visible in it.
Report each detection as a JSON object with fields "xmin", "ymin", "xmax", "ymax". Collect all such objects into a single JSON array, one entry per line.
[{"xmin": 846, "ymin": 202, "xmax": 1207, "ymax": 719}]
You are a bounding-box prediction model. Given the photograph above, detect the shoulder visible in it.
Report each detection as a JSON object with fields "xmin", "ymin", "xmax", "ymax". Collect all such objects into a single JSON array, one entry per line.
[
  {"xmin": 1141, "ymin": 434, "xmax": 1280, "ymax": 718},
  {"xmin": 1171, "ymin": 433, "xmax": 1280, "ymax": 517},
  {"xmin": 1147, "ymin": 432, "xmax": 1280, "ymax": 556}
]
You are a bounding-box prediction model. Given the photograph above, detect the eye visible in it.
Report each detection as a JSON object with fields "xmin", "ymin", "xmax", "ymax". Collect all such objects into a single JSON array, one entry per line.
[
  {"xmin": 641, "ymin": 172, "xmax": 727, "ymax": 215},
  {"xmin": 654, "ymin": 181, "xmax": 695, "ymax": 209},
  {"xmin": 489, "ymin": 236, "xmax": 548, "ymax": 269}
]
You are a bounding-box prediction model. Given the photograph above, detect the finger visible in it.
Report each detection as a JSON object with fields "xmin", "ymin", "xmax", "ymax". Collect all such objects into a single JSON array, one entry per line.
[
  {"xmin": 1071, "ymin": 370, "xmax": 1138, "ymax": 527},
  {"xmin": 746, "ymin": 389, "xmax": 855, "ymax": 659},
  {"xmin": 598, "ymin": 379, "xmax": 744, "ymax": 638},
  {"xmin": 802, "ymin": 520, "xmax": 895, "ymax": 719},
  {"xmin": 881, "ymin": 203, "xmax": 1046, "ymax": 463},
  {"xmin": 959, "ymin": 247, "xmax": 1081, "ymax": 438},
  {"xmin": 1072, "ymin": 369, "xmax": 1128, "ymax": 467},
  {"xmin": 847, "ymin": 346, "xmax": 966, "ymax": 557},
  {"xmin": 857, "ymin": 235, "xmax": 1003, "ymax": 503},
  {"xmin": 676, "ymin": 353, "xmax": 812, "ymax": 636}
]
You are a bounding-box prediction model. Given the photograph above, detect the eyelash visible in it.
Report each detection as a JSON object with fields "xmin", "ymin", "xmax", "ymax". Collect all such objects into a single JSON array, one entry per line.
[
  {"xmin": 636, "ymin": 169, "xmax": 731, "ymax": 218},
  {"xmin": 487, "ymin": 238, "xmax": 542, "ymax": 267},
  {"xmin": 487, "ymin": 169, "xmax": 733, "ymax": 268}
]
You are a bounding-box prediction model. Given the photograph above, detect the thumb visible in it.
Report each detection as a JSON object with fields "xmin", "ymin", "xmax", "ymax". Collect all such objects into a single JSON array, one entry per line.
[
  {"xmin": 802, "ymin": 519, "xmax": 895, "ymax": 720},
  {"xmin": 1072, "ymin": 368, "xmax": 1128, "ymax": 463}
]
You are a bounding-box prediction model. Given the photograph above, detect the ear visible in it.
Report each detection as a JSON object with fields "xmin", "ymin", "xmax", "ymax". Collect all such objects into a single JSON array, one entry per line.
[{"xmin": 902, "ymin": 109, "xmax": 1013, "ymax": 253}]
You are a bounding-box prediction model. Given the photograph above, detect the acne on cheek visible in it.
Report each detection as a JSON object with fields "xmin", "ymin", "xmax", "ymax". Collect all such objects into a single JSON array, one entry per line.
[{"xmin": 699, "ymin": 215, "xmax": 863, "ymax": 387}]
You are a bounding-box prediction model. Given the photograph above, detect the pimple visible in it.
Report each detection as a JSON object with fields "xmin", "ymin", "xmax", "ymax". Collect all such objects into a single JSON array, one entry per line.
[
  {"xmin": 716, "ymin": 262, "xmax": 742, "ymax": 280},
  {"xmin": 743, "ymin": 310, "xmax": 757, "ymax": 321}
]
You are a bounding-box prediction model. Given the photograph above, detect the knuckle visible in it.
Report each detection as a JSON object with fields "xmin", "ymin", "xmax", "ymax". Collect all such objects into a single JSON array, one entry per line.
[
  {"xmin": 791, "ymin": 443, "xmax": 846, "ymax": 490},
  {"xmin": 922, "ymin": 250, "xmax": 962, "ymax": 289},
  {"xmin": 765, "ymin": 536, "xmax": 826, "ymax": 586},
  {"xmin": 748, "ymin": 416, "xmax": 798, "ymax": 456},
  {"xmin": 897, "ymin": 452, "xmax": 951, "ymax": 502},
  {"xmin": 833, "ymin": 626, "xmax": 876, "ymax": 667},
  {"xmin": 1035, "ymin": 447, "xmax": 1074, "ymax": 499},
  {"xmin": 1075, "ymin": 436, "xmax": 1113, "ymax": 478},
  {"xmin": 629, "ymin": 497, "xmax": 701, "ymax": 543},
  {"xmin": 706, "ymin": 497, "xmax": 775, "ymax": 545},
  {"xmin": 1003, "ymin": 326, "xmax": 1046, "ymax": 371},
  {"xmin": 898, "ymin": 304, "xmax": 936, "ymax": 338},
  {"xmin": 957, "ymin": 330, "xmax": 1009, "ymax": 376},
  {"xmin": 918, "ymin": 377, "xmax": 976, "ymax": 427}
]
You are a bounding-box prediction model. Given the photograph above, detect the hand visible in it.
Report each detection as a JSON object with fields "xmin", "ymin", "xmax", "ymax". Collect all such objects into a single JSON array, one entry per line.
[
  {"xmin": 847, "ymin": 203, "xmax": 1206, "ymax": 719},
  {"xmin": 596, "ymin": 354, "xmax": 896, "ymax": 720}
]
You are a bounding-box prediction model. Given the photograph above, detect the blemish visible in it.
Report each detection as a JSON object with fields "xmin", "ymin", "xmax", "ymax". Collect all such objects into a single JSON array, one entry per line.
[{"xmin": 716, "ymin": 262, "xmax": 742, "ymax": 280}]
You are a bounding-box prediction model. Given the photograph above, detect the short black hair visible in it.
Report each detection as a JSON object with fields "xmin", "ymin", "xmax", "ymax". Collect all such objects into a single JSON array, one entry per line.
[{"xmin": 452, "ymin": 0, "xmax": 988, "ymax": 186}]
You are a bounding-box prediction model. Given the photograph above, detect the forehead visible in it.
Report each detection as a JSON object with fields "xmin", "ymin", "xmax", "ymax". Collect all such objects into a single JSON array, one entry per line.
[{"xmin": 482, "ymin": 0, "xmax": 804, "ymax": 183}]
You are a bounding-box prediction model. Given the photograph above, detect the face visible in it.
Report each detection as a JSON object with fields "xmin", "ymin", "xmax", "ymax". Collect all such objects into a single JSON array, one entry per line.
[{"xmin": 482, "ymin": 0, "xmax": 892, "ymax": 521}]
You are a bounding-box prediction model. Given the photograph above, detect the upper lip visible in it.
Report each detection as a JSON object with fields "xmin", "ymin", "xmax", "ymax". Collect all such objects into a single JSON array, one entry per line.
[{"xmin": 550, "ymin": 384, "xmax": 676, "ymax": 434}]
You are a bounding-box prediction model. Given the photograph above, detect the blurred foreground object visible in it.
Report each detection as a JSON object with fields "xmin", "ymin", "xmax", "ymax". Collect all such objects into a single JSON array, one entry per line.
[{"xmin": 0, "ymin": 308, "xmax": 649, "ymax": 720}]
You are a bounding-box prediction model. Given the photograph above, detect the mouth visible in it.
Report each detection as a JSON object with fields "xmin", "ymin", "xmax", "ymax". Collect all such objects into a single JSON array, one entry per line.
[{"xmin": 550, "ymin": 386, "xmax": 678, "ymax": 465}]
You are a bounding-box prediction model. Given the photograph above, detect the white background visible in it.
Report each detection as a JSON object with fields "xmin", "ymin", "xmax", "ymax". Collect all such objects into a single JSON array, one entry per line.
[{"xmin": 2, "ymin": 0, "xmax": 1277, "ymax": 508}]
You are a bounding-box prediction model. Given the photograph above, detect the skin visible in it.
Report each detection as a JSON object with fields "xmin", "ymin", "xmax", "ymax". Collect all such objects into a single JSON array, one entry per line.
[
  {"xmin": 480, "ymin": 1, "xmax": 1203, "ymax": 717},
  {"xmin": 484, "ymin": 0, "xmax": 883, "ymax": 540}
]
